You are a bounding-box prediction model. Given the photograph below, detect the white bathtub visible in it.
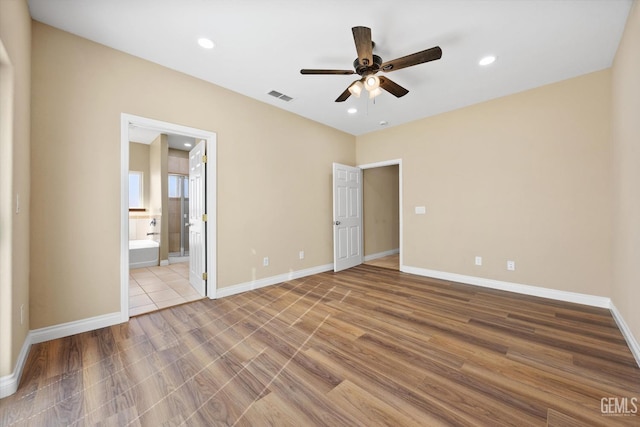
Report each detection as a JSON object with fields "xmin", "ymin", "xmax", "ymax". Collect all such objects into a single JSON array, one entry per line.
[{"xmin": 129, "ymin": 239, "xmax": 160, "ymax": 269}]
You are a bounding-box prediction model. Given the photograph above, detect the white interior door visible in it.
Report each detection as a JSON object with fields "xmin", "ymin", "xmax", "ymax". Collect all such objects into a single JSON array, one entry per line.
[
  {"xmin": 188, "ymin": 140, "xmax": 207, "ymax": 296},
  {"xmin": 333, "ymin": 163, "xmax": 363, "ymax": 272}
]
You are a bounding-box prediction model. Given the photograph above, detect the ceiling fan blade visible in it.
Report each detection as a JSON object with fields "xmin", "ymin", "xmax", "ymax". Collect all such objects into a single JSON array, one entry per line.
[
  {"xmin": 335, "ymin": 78, "xmax": 365, "ymax": 102},
  {"xmin": 379, "ymin": 77, "xmax": 409, "ymax": 98},
  {"xmin": 335, "ymin": 87, "xmax": 352, "ymax": 102},
  {"xmin": 381, "ymin": 46, "xmax": 442, "ymax": 72},
  {"xmin": 352, "ymin": 26, "xmax": 373, "ymax": 67},
  {"xmin": 301, "ymin": 69, "xmax": 355, "ymax": 75}
]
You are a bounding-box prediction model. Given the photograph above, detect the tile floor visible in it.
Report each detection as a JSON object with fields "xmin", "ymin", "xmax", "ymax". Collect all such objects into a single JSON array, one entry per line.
[{"xmin": 129, "ymin": 262, "xmax": 203, "ymax": 316}]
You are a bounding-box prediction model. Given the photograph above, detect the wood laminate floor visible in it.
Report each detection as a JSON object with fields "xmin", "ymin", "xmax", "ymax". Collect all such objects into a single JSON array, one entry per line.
[
  {"xmin": 1, "ymin": 265, "xmax": 639, "ymax": 426},
  {"xmin": 364, "ymin": 254, "xmax": 399, "ymax": 270}
]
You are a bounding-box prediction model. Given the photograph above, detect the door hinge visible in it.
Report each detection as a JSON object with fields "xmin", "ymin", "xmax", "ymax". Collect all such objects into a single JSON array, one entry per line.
[
  {"xmin": 202, "ymin": 272, "xmax": 208, "ymax": 280},
  {"xmin": 202, "ymin": 213, "xmax": 208, "ymax": 222},
  {"xmin": 202, "ymin": 155, "xmax": 207, "ymax": 164}
]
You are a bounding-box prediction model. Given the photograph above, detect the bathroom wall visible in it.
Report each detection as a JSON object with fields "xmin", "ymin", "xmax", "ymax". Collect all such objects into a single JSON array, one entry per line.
[
  {"xmin": 168, "ymin": 147, "xmax": 189, "ymax": 175},
  {"xmin": 129, "ymin": 141, "xmax": 159, "ymax": 249},
  {"xmin": 128, "ymin": 215, "xmax": 161, "ymax": 243},
  {"xmin": 149, "ymin": 134, "xmax": 169, "ymax": 262},
  {"xmin": 129, "ymin": 141, "xmax": 150, "ymax": 210}
]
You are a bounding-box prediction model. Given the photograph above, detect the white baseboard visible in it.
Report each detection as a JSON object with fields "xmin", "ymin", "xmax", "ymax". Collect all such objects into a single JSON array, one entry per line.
[
  {"xmin": 160, "ymin": 259, "xmax": 169, "ymax": 267},
  {"xmin": 400, "ymin": 265, "xmax": 640, "ymax": 367},
  {"xmin": 610, "ymin": 303, "xmax": 640, "ymax": 368},
  {"xmin": 401, "ymin": 265, "xmax": 612, "ymax": 308},
  {"xmin": 30, "ymin": 312, "xmax": 123, "ymax": 345},
  {"xmin": 0, "ymin": 331, "xmax": 33, "ymax": 399},
  {"xmin": 0, "ymin": 312, "xmax": 123, "ymax": 398},
  {"xmin": 215, "ymin": 263, "xmax": 334, "ymax": 299},
  {"xmin": 364, "ymin": 248, "xmax": 399, "ymax": 262}
]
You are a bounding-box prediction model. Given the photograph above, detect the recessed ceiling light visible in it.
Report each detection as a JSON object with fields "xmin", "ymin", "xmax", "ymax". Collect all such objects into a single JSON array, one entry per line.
[
  {"xmin": 184, "ymin": 142, "xmax": 192, "ymax": 147},
  {"xmin": 197, "ymin": 38, "xmax": 215, "ymax": 49},
  {"xmin": 347, "ymin": 107, "xmax": 357, "ymax": 114},
  {"xmin": 479, "ymin": 55, "xmax": 496, "ymax": 66}
]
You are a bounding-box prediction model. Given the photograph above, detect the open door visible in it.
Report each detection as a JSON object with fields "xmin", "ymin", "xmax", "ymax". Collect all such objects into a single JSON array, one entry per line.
[
  {"xmin": 333, "ymin": 163, "xmax": 363, "ymax": 272},
  {"xmin": 188, "ymin": 140, "xmax": 207, "ymax": 296}
]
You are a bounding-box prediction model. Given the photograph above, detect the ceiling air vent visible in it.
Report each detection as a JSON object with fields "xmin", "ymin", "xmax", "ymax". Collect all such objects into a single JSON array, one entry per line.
[{"xmin": 268, "ymin": 90, "xmax": 293, "ymax": 102}]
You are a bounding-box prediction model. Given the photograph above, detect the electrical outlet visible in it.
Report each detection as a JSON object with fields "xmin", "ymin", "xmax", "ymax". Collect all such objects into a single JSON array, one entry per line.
[
  {"xmin": 507, "ymin": 260, "xmax": 515, "ymax": 271},
  {"xmin": 475, "ymin": 256, "xmax": 482, "ymax": 266},
  {"xmin": 299, "ymin": 250, "xmax": 305, "ymax": 260},
  {"xmin": 263, "ymin": 257, "xmax": 269, "ymax": 267}
]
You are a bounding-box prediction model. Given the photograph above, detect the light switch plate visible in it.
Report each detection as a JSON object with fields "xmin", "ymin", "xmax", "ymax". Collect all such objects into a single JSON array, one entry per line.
[{"xmin": 415, "ymin": 206, "xmax": 426, "ymax": 214}]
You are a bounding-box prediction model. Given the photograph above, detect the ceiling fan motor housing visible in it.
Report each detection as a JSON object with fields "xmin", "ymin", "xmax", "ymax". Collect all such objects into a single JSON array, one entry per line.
[{"xmin": 354, "ymin": 54, "xmax": 383, "ymax": 76}]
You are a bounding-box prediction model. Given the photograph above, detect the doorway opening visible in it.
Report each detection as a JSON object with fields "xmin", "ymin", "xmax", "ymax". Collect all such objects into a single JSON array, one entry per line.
[
  {"xmin": 360, "ymin": 160, "xmax": 402, "ymax": 271},
  {"xmin": 120, "ymin": 114, "xmax": 216, "ymax": 321},
  {"xmin": 332, "ymin": 159, "xmax": 402, "ymax": 273}
]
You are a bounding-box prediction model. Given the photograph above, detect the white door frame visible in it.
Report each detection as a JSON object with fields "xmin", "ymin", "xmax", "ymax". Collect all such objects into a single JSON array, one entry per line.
[
  {"xmin": 120, "ymin": 113, "xmax": 217, "ymax": 322},
  {"xmin": 358, "ymin": 159, "xmax": 403, "ymax": 270}
]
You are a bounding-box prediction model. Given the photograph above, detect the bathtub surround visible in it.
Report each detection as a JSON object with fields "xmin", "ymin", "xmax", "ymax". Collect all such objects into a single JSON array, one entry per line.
[
  {"xmin": 129, "ymin": 240, "xmax": 160, "ymax": 269},
  {"xmin": 128, "ymin": 213, "xmax": 161, "ymax": 243}
]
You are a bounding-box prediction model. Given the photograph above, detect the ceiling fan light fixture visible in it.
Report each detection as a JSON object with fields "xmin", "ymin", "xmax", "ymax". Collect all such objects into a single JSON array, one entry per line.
[
  {"xmin": 364, "ymin": 75, "xmax": 380, "ymax": 91},
  {"xmin": 369, "ymin": 87, "xmax": 382, "ymax": 99},
  {"xmin": 348, "ymin": 81, "xmax": 364, "ymax": 97}
]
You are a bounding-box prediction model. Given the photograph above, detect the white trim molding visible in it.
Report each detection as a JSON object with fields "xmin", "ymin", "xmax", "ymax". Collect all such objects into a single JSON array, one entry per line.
[
  {"xmin": 364, "ymin": 248, "xmax": 400, "ymax": 262},
  {"xmin": 29, "ymin": 312, "xmax": 123, "ymax": 345},
  {"xmin": 0, "ymin": 332, "xmax": 32, "ymax": 399},
  {"xmin": 610, "ymin": 303, "xmax": 640, "ymax": 368},
  {"xmin": 0, "ymin": 311, "xmax": 123, "ymax": 398},
  {"xmin": 215, "ymin": 264, "xmax": 334, "ymax": 299},
  {"xmin": 401, "ymin": 265, "xmax": 612, "ymax": 308}
]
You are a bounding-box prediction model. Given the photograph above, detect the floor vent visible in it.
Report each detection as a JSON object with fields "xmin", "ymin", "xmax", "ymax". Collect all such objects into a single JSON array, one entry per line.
[{"xmin": 268, "ymin": 90, "xmax": 293, "ymax": 102}]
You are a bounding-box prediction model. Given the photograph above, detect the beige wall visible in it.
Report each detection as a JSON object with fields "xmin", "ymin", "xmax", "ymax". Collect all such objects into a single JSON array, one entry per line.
[
  {"xmin": 30, "ymin": 22, "xmax": 354, "ymax": 329},
  {"xmin": 363, "ymin": 165, "xmax": 399, "ymax": 256},
  {"xmin": 612, "ymin": 0, "xmax": 640, "ymax": 347},
  {"xmin": 357, "ymin": 70, "xmax": 612, "ymax": 297},
  {"xmin": 0, "ymin": 0, "xmax": 31, "ymax": 378}
]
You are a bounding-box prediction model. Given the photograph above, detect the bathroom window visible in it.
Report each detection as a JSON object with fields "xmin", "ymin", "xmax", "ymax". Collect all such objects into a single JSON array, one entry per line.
[{"xmin": 129, "ymin": 171, "xmax": 144, "ymax": 210}]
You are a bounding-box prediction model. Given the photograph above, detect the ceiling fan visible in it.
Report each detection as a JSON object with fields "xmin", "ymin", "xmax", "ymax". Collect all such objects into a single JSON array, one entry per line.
[{"xmin": 300, "ymin": 26, "xmax": 442, "ymax": 102}]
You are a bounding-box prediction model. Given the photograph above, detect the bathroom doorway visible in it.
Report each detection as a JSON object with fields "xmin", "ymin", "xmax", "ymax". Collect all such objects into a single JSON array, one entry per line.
[{"xmin": 121, "ymin": 113, "xmax": 217, "ymax": 320}]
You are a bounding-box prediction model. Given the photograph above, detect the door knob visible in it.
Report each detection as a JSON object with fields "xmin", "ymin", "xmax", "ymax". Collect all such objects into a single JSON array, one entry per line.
[
  {"xmin": 335, "ymin": 221, "xmax": 341, "ymax": 225},
  {"xmin": 185, "ymin": 223, "xmax": 192, "ymax": 227}
]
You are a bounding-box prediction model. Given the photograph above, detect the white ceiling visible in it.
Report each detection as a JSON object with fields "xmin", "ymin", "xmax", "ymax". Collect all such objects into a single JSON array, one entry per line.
[{"xmin": 28, "ymin": 0, "xmax": 632, "ymax": 136}]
